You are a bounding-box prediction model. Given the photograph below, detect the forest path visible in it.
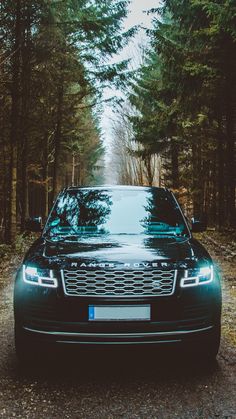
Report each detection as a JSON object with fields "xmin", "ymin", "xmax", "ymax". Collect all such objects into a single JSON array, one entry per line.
[{"xmin": 0, "ymin": 235, "xmax": 235, "ymax": 418}]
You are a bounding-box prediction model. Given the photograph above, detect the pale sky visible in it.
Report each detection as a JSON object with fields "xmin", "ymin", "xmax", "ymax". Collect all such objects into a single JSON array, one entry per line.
[
  {"xmin": 101, "ymin": 0, "xmax": 160, "ymax": 161},
  {"xmin": 124, "ymin": 0, "xmax": 159, "ymax": 31}
]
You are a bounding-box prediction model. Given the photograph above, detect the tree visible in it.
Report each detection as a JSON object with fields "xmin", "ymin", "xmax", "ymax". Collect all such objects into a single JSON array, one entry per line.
[
  {"xmin": 0, "ymin": 0, "xmax": 132, "ymax": 243},
  {"xmin": 126, "ymin": 0, "xmax": 236, "ymax": 227}
]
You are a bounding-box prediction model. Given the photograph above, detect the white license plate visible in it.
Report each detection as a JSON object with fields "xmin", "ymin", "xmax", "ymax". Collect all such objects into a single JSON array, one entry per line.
[{"xmin": 88, "ymin": 305, "xmax": 151, "ymax": 321}]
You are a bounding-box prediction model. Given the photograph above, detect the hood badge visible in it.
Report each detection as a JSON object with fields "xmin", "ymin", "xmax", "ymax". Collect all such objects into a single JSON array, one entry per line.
[{"xmin": 70, "ymin": 262, "xmax": 171, "ymax": 269}]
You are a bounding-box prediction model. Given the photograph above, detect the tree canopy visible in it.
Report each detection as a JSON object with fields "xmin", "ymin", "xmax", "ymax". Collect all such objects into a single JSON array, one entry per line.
[
  {"xmin": 125, "ymin": 0, "xmax": 236, "ymax": 228},
  {"xmin": 0, "ymin": 0, "xmax": 132, "ymax": 242}
]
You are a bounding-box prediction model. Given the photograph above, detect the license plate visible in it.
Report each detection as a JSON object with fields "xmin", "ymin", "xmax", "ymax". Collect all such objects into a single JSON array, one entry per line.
[{"xmin": 88, "ymin": 305, "xmax": 151, "ymax": 321}]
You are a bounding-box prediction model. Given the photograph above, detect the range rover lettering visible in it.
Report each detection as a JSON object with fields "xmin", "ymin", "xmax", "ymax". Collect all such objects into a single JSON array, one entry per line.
[{"xmin": 14, "ymin": 186, "xmax": 222, "ymax": 362}]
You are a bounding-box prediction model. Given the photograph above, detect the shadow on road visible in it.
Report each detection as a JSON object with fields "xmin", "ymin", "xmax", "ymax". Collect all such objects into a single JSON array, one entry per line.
[{"xmin": 13, "ymin": 345, "xmax": 220, "ymax": 384}]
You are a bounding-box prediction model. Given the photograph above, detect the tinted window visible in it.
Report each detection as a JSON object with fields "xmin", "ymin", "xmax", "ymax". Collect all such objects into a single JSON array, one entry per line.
[{"xmin": 45, "ymin": 189, "xmax": 188, "ymax": 238}]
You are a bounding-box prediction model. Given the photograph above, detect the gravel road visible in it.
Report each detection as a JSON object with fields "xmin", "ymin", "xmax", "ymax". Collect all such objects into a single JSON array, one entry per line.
[{"xmin": 0, "ymin": 237, "xmax": 235, "ymax": 419}]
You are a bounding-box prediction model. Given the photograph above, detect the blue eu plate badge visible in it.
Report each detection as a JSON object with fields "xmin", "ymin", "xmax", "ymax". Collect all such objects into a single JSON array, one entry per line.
[{"xmin": 89, "ymin": 306, "xmax": 95, "ymax": 320}]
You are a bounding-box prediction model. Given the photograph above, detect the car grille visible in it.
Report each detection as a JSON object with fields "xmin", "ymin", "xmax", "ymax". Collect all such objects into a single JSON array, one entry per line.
[{"xmin": 61, "ymin": 269, "xmax": 177, "ymax": 297}]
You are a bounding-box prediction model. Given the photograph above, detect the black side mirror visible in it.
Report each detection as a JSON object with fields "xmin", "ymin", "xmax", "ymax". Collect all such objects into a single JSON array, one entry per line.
[
  {"xmin": 191, "ymin": 218, "xmax": 207, "ymax": 233},
  {"xmin": 25, "ymin": 217, "xmax": 43, "ymax": 232}
]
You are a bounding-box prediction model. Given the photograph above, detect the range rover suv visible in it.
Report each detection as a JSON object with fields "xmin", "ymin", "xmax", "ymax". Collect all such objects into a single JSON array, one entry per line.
[{"xmin": 14, "ymin": 186, "xmax": 222, "ymax": 362}]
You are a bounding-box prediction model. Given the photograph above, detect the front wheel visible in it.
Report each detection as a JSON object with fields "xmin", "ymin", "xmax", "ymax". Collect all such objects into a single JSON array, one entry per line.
[
  {"xmin": 15, "ymin": 325, "xmax": 33, "ymax": 365},
  {"xmin": 201, "ymin": 324, "xmax": 221, "ymax": 360},
  {"xmin": 192, "ymin": 324, "xmax": 221, "ymax": 362},
  {"xmin": 184, "ymin": 324, "xmax": 221, "ymax": 363},
  {"xmin": 15, "ymin": 324, "xmax": 46, "ymax": 366}
]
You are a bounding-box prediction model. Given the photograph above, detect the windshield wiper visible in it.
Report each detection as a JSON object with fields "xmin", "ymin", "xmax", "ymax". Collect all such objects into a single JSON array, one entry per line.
[
  {"xmin": 146, "ymin": 231, "xmax": 188, "ymax": 237},
  {"xmin": 43, "ymin": 220, "xmax": 78, "ymax": 239},
  {"xmin": 44, "ymin": 232, "xmax": 78, "ymax": 240}
]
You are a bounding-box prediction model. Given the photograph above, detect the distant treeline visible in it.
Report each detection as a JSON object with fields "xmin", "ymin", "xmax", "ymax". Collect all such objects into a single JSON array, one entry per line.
[
  {"xmin": 0, "ymin": 0, "xmax": 132, "ymax": 243},
  {"xmin": 127, "ymin": 0, "xmax": 236, "ymax": 228}
]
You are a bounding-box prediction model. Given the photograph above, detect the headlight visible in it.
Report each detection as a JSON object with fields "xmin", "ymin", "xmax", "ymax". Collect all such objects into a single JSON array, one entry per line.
[
  {"xmin": 23, "ymin": 265, "xmax": 58, "ymax": 288},
  {"xmin": 180, "ymin": 265, "xmax": 213, "ymax": 288}
]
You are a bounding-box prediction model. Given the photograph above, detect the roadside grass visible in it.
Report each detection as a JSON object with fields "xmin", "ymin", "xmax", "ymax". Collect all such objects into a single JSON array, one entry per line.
[
  {"xmin": 198, "ymin": 232, "xmax": 236, "ymax": 348},
  {"xmin": 0, "ymin": 233, "xmax": 37, "ymax": 290}
]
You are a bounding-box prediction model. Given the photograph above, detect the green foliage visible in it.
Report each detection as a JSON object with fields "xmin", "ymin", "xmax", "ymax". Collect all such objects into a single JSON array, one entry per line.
[
  {"xmin": 128, "ymin": 0, "xmax": 236, "ymax": 227},
  {"xmin": 0, "ymin": 0, "xmax": 131, "ymax": 242}
]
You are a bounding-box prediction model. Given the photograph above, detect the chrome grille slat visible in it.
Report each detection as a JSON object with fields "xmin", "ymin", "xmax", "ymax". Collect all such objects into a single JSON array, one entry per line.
[{"xmin": 62, "ymin": 269, "xmax": 177, "ymax": 297}]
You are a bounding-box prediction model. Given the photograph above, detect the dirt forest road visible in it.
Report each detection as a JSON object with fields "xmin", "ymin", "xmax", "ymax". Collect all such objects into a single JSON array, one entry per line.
[{"xmin": 0, "ymin": 234, "xmax": 235, "ymax": 419}]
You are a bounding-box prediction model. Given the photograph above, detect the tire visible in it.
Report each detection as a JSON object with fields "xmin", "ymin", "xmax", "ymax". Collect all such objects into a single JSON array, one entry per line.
[
  {"xmin": 192, "ymin": 324, "xmax": 221, "ymax": 362},
  {"xmin": 183, "ymin": 324, "xmax": 221, "ymax": 363},
  {"xmin": 202, "ymin": 324, "xmax": 221, "ymax": 360},
  {"xmin": 15, "ymin": 324, "xmax": 58, "ymax": 367},
  {"xmin": 15, "ymin": 324, "xmax": 42, "ymax": 366}
]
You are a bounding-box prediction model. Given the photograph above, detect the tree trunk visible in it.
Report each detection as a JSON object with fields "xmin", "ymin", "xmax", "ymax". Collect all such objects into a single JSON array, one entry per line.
[
  {"xmin": 42, "ymin": 135, "xmax": 49, "ymax": 219},
  {"xmin": 144, "ymin": 155, "xmax": 154, "ymax": 186},
  {"xmin": 3, "ymin": 142, "xmax": 9, "ymax": 243},
  {"xmin": 7, "ymin": 0, "xmax": 22, "ymax": 243},
  {"xmin": 72, "ymin": 154, "xmax": 76, "ymax": 186},
  {"xmin": 20, "ymin": 2, "xmax": 31, "ymax": 230},
  {"xmin": 52, "ymin": 82, "xmax": 63, "ymax": 199},
  {"xmin": 217, "ymin": 119, "xmax": 225, "ymax": 229},
  {"xmin": 170, "ymin": 138, "xmax": 179, "ymax": 189},
  {"xmin": 225, "ymin": 71, "xmax": 236, "ymax": 227},
  {"xmin": 192, "ymin": 140, "xmax": 202, "ymax": 219}
]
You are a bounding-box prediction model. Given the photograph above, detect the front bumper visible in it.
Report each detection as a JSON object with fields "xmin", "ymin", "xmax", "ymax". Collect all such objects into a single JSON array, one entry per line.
[
  {"xmin": 14, "ymin": 267, "xmax": 222, "ymax": 347},
  {"xmin": 20, "ymin": 324, "xmax": 217, "ymax": 346}
]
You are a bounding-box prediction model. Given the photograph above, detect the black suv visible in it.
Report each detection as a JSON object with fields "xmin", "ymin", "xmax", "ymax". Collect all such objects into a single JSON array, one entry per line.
[{"xmin": 14, "ymin": 186, "xmax": 222, "ymax": 362}]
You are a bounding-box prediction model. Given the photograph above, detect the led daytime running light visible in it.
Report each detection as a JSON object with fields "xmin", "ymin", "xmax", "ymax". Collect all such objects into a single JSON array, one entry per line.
[
  {"xmin": 180, "ymin": 265, "xmax": 213, "ymax": 288},
  {"xmin": 23, "ymin": 265, "xmax": 58, "ymax": 288}
]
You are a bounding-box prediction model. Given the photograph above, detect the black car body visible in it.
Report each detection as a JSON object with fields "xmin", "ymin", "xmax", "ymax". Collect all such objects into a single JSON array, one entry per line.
[{"xmin": 14, "ymin": 186, "xmax": 222, "ymax": 361}]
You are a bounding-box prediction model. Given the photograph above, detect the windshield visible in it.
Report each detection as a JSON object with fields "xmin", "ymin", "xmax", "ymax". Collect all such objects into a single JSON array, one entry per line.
[{"xmin": 44, "ymin": 188, "xmax": 189, "ymax": 239}]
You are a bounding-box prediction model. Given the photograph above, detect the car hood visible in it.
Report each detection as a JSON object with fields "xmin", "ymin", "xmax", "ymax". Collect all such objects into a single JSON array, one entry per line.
[{"xmin": 24, "ymin": 234, "xmax": 211, "ymax": 270}]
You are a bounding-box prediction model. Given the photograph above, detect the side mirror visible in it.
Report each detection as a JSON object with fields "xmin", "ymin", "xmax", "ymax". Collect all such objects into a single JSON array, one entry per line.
[
  {"xmin": 191, "ymin": 218, "xmax": 207, "ymax": 233},
  {"xmin": 25, "ymin": 217, "xmax": 43, "ymax": 232}
]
